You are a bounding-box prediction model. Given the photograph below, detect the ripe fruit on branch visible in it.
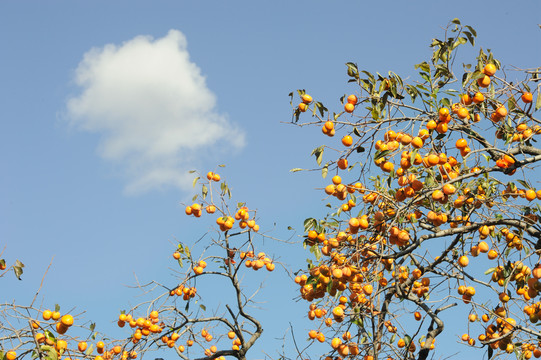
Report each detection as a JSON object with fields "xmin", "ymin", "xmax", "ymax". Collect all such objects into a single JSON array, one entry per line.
[
  {"xmin": 458, "ymin": 256, "xmax": 469, "ymax": 267},
  {"xmin": 60, "ymin": 314, "xmax": 74, "ymax": 327},
  {"xmin": 522, "ymin": 92, "xmax": 533, "ymax": 103},
  {"xmin": 460, "ymin": 93, "xmax": 472, "ymax": 105},
  {"xmin": 301, "ymin": 94, "xmax": 313, "ymax": 104},
  {"xmin": 483, "ymin": 63, "xmax": 497, "ymax": 76},
  {"xmin": 341, "ymin": 135, "xmax": 353, "ymax": 147},
  {"xmin": 478, "ymin": 75, "xmax": 491, "ymax": 88},
  {"xmin": 473, "ymin": 91, "xmax": 485, "ymax": 104}
]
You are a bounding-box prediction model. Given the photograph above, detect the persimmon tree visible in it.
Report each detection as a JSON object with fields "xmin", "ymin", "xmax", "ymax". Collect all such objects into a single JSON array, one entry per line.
[
  {"xmin": 291, "ymin": 19, "xmax": 541, "ymax": 360},
  {"xmin": 2, "ymin": 18, "xmax": 541, "ymax": 360},
  {"xmin": 0, "ymin": 170, "xmax": 274, "ymax": 360}
]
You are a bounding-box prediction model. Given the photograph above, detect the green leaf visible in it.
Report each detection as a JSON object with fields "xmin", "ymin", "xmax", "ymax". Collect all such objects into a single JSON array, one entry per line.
[
  {"xmin": 346, "ymin": 62, "xmax": 359, "ymax": 78},
  {"xmin": 410, "ymin": 149, "xmax": 418, "ymax": 165},
  {"xmin": 430, "ymin": 38, "xmax": 443, "ymax": 48},
  {"xmin": 471, "ymin": 70, "xmax": 485, "ymax": 80},
  {"xmin": 310, "ymin": 146, "xmax": 321, "ymax": 156},
  {"xmin": 371, "ymin": 106, "xmax": 380, "ymax": 120},
  {"xmin": 405, "ymin": 85, "xmax": 419, "ymax": 102},
  {"xmin": 85, "ymin": 343, "xmax": 95, "ymax": 356},
  {"xmin": 310, "ymin": 244, "xmax": 321, "ymax": 261},
  {"xmin": 13, "ymin": 265, "xmax": 23, "ymax": 280},
  {"xmin": 310, "ymin": 146, "xmax": 324, "ymax": 166},
  {"xmin": 415, "ymin": 62, "xmax": 430, "ymax": 73},
  {"xmin": 54, "ymin": 304, "xmax": 60, "ymax": 312},
  {"xmin": 387, "ymin": 172, "xmax": 394, "ymax": 187},
  {"xmin": 361, "ymin": 70, "xmax": 376, "ymax": 85},
  {"xmin": 465, "ymin": 25, "xmax": 477, "ymax": 37},
  {"xmin": 464, "ymin": 31, "xmax": 475, "ymax": 46},
  {"xmin": 40, "ymin": 345, "xmax": 58, "ymax": 360},
  {"xmin": 321, "ymin": 164, "xmax": 328, "ymax": 179},
  {"xmin": 451, "ymin": 18, "xmax": 461, "ymax": 25},
  {"xmin": 305, "ymin": 273, "xmax": 319, "ymax": 286},
  {"xmin": 404, "ymin": 334, "xmax": 412, "ymax": 346},
  {"xmin": 326, "ymin": 281, "xmax": 333, "ymax": 293},
  {"xmin": 484, "ymin": 267, "xmax": 496, "ymax": 275},
  {"xmin": 200, "ymin": 304, "xmax": 206, "ymax": 311},
  {"xmin": 201, "ymin": 185, "xmax": 208, "ymax": 199},
  {"xmin": 314, "ymin": 102, "xmax": 328, "ymax": 117},
  {"xmin": 293, "ymin": 107, "xmax": 300, "ymax": 123},
  {"xmin": 290, "ymin": 168, "xmax": 304, "ymax": 172},
  {"xmin": 508, "ymin": 95, "xmax": 516, "ymax": 113},
  {"xmin": 441, "ymin": 48, "xmax": 449, "ymax": 62},
  {"xmin": 359, "ymin": 79, "xmax": 371, "ymax": 92},
  {"xmin": 390, "ymin": 71, "xmax": 403, "ymax": 87},
  {"xmin": 416, "ymin": 84, "xmax": 429, "ymax": 92},
  {"xmin": 303, "ymin": 218, "xmax": 317, "ymax": 232},
  {"xmin": 44, "ymin": 330, "xmax": 55, "ymax": 342},
  {"xmin": 353, "ymin": 127, "xmax": 362, "ymax": 137},
  {"xmin": 316, "ymin": 150, "xmax": 323, "ymax": 166},
  {"xmin": 188, "ymin": 170, "xmax": 196, "ymax": 174},
  {"xmin": 374, "ymin": 149, "xmax": 391, "ymax": 161},
  {"xmin": 535, "ymin": 85, "xmax": 541, "ymax": 111},
  {"xmin": 452, "ymin": 37, "xmax": 467, "ymax": 49},
  {"xmin": 435, "ymin": 133, "xmax": 446, "ymax": 140},
  {"xmin": 389, "ymin": 82, "xmax": 398, "ymax": 98},
  {"xmin": 441, "ymin": 98, "xmax": 451, "ymax": 108},
  {"xmin": 517, "ymin": 179, "xmax": 531, "ymax": 189},
  {"xmin": 425, "ymin": 175, "xmax": 435, "ymax": 188},
  {"xmin": 192, "ymin": 176, "xmax": 200, "ymax": 188}
]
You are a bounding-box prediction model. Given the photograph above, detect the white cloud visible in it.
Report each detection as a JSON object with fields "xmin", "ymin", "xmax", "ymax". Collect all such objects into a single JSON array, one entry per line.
[{"xmin": 65, "ymin": 30, "xmax": 245, "ymax": 194}]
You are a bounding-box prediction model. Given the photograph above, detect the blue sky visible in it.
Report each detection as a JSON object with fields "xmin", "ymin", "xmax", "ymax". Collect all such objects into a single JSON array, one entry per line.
[{"xmin": 1, "ymin": 1, "xmax": 540, "ymax": 359}]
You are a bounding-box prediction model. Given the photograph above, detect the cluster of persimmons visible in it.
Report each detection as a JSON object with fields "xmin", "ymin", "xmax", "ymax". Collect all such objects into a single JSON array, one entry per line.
[
  {"xmin": 184, "ymin": 173, "xmax": 260, "ymax": 233},
  {"xmin": 1, "ymin": 169, "xmax": 270, "ymax": 360},
  {"xmin": 9, "ymin": 309, "xmax": 138, "ymax": 360},
  {"xmin": 292, "ymin": 21, "xmax": 540, "ymax": 360}
]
